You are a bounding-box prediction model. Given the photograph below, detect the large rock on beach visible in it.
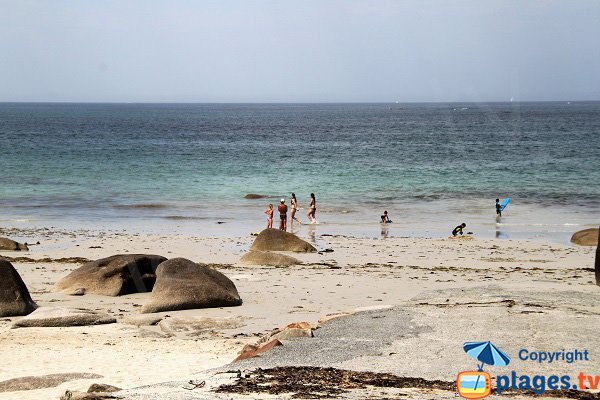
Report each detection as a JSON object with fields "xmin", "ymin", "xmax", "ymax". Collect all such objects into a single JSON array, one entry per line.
[
  {"xmin": 54, "ymin": 254, "xmax": 167, "ymax": 296},
  {"xmin": 141, "ymin": 258, "xmax": 242, "ymax": 313},
  {"xmin": 570, "ymin": 228, "xmax": 599, "ymax": 246},
  {"xmin": 12, "ymin": 307, "xmax": 116, "ymax": 328},
  {"xmin": 0, "ymin": 260, "xmax": 37, "ymax": 318},
  {"xmin": 0, "ymin": 237, "xmax": 29, "ymax": 251},
  {"xmin": 250, "ymin": 228, "xmax": 317, "ymax": 253},
  {"xmin": 240, "ymin": 250, "xmax": 301, "ymax": 266}
]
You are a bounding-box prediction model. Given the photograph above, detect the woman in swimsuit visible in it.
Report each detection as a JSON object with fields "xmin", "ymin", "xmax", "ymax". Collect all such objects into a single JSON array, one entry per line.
[
  {"xmin": 307, "ymin": 193, "xmax": 317, "ymax": 224},
  {"xmin": 264, "ymin": 204, "xmax": 273, "ymax": 229},
  {"xmin": 290, "ymin": 193, "xmax": 301, "ymax": 225}
]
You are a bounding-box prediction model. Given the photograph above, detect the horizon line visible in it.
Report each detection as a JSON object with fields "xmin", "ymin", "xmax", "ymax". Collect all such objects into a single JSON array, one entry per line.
[{"xmin": 0, "ymin": 99, "xmax": 598, "ymax": 105}]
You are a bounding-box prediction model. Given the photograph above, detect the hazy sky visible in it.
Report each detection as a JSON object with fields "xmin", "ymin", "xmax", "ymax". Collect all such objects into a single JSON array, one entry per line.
[{"xmin": 1, "ymin": 0, "xmax": 599, "ymax": 102}]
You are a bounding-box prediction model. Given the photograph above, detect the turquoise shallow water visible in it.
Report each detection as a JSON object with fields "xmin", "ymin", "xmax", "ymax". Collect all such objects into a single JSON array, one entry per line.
[{"xmin": 0, "ymin": 102, "xmax": 598, "ymax": 242}]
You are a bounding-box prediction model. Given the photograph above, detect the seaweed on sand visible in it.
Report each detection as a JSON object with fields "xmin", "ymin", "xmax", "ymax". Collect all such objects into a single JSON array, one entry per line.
[{"xmin": 215, "ymin": 366, "xmax": 453, "ymax": 399}]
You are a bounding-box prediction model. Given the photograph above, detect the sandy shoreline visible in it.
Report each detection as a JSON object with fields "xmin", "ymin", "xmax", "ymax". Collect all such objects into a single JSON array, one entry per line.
[{"xmin": 0, "ymin": 226, "xmax": 597, "ymax": 399}]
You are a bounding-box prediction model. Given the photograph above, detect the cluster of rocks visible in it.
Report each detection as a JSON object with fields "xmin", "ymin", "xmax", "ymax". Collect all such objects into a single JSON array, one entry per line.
[
  {"xmin": 1, "ymin": 255, "xmax": 242, "ymax": 327},
  {"xmin": 240, "ymin": 228, "xmax": 316, "ymax": 266},
  {"xmin": 53, "ymin": 256, "xmax": 241, "ymax": 315},
  {"xmin": 1, "ymin": 229, "xmax": 318, "ymax": 328}
]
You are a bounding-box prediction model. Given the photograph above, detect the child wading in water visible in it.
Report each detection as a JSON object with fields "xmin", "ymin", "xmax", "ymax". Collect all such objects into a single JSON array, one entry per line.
[{"xmin": 264, "ymin": 204, "xmax": 273, "ymax": 229}]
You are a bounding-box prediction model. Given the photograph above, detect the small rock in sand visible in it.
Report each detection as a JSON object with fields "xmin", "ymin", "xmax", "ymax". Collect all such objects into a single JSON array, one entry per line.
[
  {"xmin": 60, "ymin": 390, "xmax": 119, "ymax": 400},
  {"xmin": 233, "ymin": 339, "xmax": 283, "ymax": 362},
  {"xmin": 261, "ymin": 321, "xmax": 315, "ymax": 343},
  {"xmin": 87, "ymin": 383, "xmax": 122, "ymax": 393},
  {"xmin": 12, "ymin": 307, "xmax": 116, "ymax": 328},
  {"xmin": 119, "ymin": 314, "xmax": 163, "ymax": 326},
  {"xmin": 158, "ymin": 316, "xmax": 245, "ymax": 334},
  {"xmin": 0, "ymin": 259, "xmax": 37, "ymax": 318},
  {"xmin": 318, "ymin": 312, "xmax": 353, "ymax": 325},
  {"xmin": 0, "ymin": 372, "xmax": 102, "ymax": 393}
]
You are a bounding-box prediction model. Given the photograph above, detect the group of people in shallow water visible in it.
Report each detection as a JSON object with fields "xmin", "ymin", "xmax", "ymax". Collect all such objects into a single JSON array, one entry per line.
[
  {"xmin": 264, "ymin": 195, "xmax": 506, "ymax": 236},
  {"xmin": 265, "ymin": 192, "xmax": 317, "ymax": 231}
]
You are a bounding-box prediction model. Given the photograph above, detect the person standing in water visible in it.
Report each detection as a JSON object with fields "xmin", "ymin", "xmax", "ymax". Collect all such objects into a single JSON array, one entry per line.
[
  {"xmin": 264, "ymin": 204, "xmax": 273, "ymax": 229},
  {"xmin": 307, "ymin": 193, "xmax": 317, "ymax": 224},
  {"xmin": 290, "ymin": 193, "xmax": 301, "ymax": 225},
  {"xmin": 278, "ymin": 199, "xmax": 288, "ymax": 231},
  {"xmin": 496, "ymin": 198, "xmax": 502, "ymax": 218},
  {"xmin": 381, "ymin": 210, "xmax": 391, "ymax": 223}
]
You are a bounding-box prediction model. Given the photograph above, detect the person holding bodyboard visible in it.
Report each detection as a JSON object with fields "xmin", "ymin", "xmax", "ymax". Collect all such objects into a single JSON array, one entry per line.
[{"xmin": 496, "ymin": 198, "xmax": 510, "ymax": 218}]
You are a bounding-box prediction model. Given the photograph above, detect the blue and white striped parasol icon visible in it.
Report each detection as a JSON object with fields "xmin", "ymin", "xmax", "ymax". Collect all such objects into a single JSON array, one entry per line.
[{"xmin": 463, "ymin": 341, "xmax": 511, "ymax": 371}]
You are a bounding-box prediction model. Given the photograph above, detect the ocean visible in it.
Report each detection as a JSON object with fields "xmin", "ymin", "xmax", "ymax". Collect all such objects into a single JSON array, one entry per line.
[{"xmin": 1, "ymin": 102, "xmax": 598, "ymax": 242}]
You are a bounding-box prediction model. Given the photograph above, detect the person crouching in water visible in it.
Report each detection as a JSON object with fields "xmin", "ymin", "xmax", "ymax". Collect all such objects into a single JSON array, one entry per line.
[
  {"xmin": 278, "ymin": 199, "xmax": 288, "ymax": 231},
  {"xmin": 264, "ymin": 204, "xmax": 273, "ymax": 229},
  {"xmin": 452, "ymin": 223, "xmax": 466, "ymax": 237}
]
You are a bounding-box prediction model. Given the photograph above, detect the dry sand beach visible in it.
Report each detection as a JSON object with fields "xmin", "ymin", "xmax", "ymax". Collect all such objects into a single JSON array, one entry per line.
[{"xmin": 0, "ymin": 226, "xmax": 598, "ymax": 399}]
